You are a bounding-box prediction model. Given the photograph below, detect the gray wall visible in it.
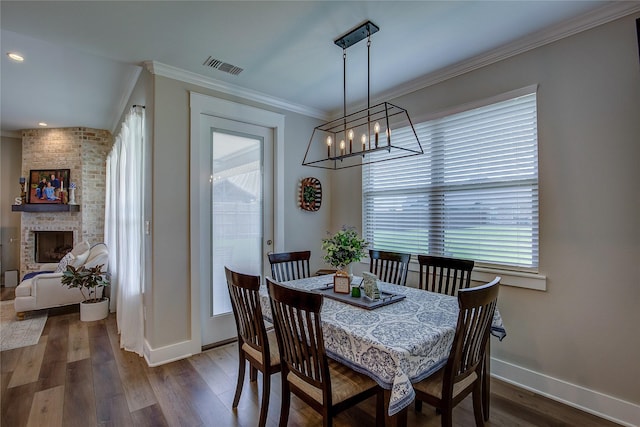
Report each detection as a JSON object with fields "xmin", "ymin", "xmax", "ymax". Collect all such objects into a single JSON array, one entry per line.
[
  {"xmin": 0, "ymin": 135, "xmax": 22, "ymax": 283},
  {"xmin": 334, "ymin": 14, "xmax": 640, "ymax": 406},
  {"xmin": 147, "ymin": 74, "xmax": 328, "ymax": 349},
  {"xmin": 111, "ymin": 11, "xmax": 639, "ymax": 421}
]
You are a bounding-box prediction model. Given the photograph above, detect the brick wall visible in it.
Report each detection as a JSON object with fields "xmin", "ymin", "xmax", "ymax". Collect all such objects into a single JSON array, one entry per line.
[{"xmin": 19, "ymin": 128, "xmax": 112, "ymax": 276}]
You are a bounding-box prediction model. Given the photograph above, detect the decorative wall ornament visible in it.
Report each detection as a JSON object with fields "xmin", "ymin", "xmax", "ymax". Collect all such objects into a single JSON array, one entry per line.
[{"xmin": 299, "ymin": 177, "xmax": 322, "ymax": 211}]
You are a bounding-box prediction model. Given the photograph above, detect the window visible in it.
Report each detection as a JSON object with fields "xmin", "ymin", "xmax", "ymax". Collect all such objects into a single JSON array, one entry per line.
[{"xmin": 363, "ymin": 87, "xmax": 539, "ymax": 270}]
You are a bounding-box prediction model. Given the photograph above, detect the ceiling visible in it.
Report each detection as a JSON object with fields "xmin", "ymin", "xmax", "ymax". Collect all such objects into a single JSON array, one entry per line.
[{"xmin": 1, "ymin": 1, "xmax": 636, "ymax": 135}]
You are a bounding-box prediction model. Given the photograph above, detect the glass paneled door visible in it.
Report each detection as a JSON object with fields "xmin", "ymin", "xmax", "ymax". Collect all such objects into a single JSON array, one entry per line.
[{"xmin": 200, "ymin": 116, "xmax": 274, "ymax": 346}]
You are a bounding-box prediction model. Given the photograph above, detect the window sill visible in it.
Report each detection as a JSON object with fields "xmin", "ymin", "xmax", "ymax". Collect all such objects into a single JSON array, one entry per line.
[
  {"xmin": 471, "ymin": 267, "xmax": 546, "ymax": 291},
  {"xmin": 362, "ymin": 258, "xmax": 547, "ymax": 291}
]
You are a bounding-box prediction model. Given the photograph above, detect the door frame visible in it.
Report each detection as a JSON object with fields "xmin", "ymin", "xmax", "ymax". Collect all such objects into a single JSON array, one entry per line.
[{"xmin": 189, "ymin": 92, "xmax": 285, "ymax": 354}]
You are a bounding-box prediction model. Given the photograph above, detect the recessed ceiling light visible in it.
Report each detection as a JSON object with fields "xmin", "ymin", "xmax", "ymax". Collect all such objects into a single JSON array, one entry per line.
[
  {"xmin": 38, "ymin": 122, "xmax": 48, "ymax": 127},
  {"xmin": 7, "ymin": 52, "xmax": 24, "ymax": 62}
]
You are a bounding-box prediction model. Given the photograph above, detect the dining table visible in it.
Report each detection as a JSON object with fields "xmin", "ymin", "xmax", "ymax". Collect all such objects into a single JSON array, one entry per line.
[{"xmin": 259, "ymin": 274, "xmax": 506, "ymax": 426}]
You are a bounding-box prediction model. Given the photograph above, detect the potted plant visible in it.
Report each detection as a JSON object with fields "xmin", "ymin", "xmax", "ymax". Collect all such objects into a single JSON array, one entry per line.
[
  {"xmin": 61, "ymin": 264, "xmax": 110, "ymax": 321},
  {"xmin": 321, "ymin": 226, "xmax": 368, "ymax": 277}
]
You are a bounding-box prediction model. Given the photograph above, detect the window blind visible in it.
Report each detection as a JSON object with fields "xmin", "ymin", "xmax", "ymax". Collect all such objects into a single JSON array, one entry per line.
[{"xmin": 363, "ymin": 90, "xmax": 539, "ymax": 269}]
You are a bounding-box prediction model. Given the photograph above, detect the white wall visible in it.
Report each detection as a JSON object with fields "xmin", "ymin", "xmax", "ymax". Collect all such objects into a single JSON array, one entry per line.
[{"xmin": 333, "ymin": 13, "xmax": 640, "ymax": 422}]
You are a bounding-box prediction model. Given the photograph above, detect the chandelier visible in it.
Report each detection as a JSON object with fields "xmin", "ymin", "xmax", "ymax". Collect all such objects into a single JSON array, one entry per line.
[{"xmin": 303, "ymin": 21, "xmax": 423, "ymax": 170}]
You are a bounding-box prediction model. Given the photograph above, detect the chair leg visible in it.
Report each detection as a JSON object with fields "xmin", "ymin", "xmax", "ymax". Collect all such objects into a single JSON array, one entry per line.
[
  {"xmin": 473, "ymin": 381, "xmax": 485, "ymax": 427},
  {"xmin": 415, "ymin": 399, "xmax": 423, "ymax": 412},
  {"xmin": 376, "ymin": 389, "xmax": 385, "ymax": 427},
  {"xmin": 250, "ymin": 365, "xmax": 258, "ymax": 382},
  {"xmin": 322, "ymin": 407, "xmax": 332, "ymax": 427},
  {"xmin": 279, "ymin": 380, "xmax": 291, "ymax": 427},
  {"xmin": 440, "ymin": 406, "xmax": 453, "ymax": 427},
  {"xmin": 482, "ymin": 341, "xmax": 491, "ymax": 421},
  {"xmin": 232, "ymin": 352, "xmax": 246, "ymax": 408},
  {"xmin": 258, "ymin": 372, "xmax": 271, "ymax": 427}
]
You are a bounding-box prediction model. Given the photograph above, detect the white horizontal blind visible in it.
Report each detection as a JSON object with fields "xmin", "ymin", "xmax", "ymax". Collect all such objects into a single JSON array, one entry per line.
[{"xmin": 363, "ymin": 91, "xmax": 538, "ymax": 269}]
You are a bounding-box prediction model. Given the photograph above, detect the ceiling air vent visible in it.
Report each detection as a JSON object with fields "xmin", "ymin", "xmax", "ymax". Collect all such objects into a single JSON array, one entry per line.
[{"xmin": 203, "ymin": 56, "xmax": 243, "ymax": 76}]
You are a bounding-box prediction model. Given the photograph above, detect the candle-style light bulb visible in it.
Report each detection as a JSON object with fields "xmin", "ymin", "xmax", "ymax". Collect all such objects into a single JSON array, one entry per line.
[
  {"xmin": 348, "ymin": 129, "xmax": 354, "ymax": 153},
  {"xmin": 340, "ymin": 140, "xmax": 345, "ymax": 156},
  {"xmin": 361, "ymin": 134, "xmax": 366, "ymax": 150},
  {"xmin": 374, "ymin": 122, "xmax": 380, "ymax": 147},
  {"xmin": 326, "ymin": 136, "xmax": 332, "ymax": 158}
]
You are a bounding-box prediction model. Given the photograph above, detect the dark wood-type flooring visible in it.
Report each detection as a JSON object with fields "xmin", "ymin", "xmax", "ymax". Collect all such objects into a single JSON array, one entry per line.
[{"xmin": 0, "ymin": 286, "xmax": 621, "ymax": 426}]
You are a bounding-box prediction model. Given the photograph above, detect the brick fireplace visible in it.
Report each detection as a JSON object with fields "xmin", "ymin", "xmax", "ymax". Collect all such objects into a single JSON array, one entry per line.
[{"xmin": 19, "ymin": 128, "xmax": 112, "ymax": 277}]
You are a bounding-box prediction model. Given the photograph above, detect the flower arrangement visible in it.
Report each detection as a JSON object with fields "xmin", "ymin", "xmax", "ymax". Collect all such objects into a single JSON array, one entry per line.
[
  {"xmin": 69, "ymin": 182, "xmax": 77, "ymax": 190},
  {"xmin": 321, "ymin": 226, "xmax": 368, "ymax": 270}
]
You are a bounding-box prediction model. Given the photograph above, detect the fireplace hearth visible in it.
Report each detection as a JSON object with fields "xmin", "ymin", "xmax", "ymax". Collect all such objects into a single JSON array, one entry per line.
[{"xmin": 34, "ymin": 231, "xmax": 73, "ymax": 263}]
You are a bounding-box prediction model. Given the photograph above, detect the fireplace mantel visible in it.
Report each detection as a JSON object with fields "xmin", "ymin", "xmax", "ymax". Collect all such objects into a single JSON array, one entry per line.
[{"xmin": 12, "ymin": 204, "xmax": 80, "ymax": 212}]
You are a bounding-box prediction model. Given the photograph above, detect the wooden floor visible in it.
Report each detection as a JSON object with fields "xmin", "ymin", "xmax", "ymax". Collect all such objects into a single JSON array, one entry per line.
[{"xmin": 0, "ymin": 287, "xmax": 621, "ymax": 427}]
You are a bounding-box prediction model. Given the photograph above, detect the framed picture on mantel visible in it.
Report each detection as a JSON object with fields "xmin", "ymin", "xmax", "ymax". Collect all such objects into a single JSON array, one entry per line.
[{"xmin": 28, "ymin": 169, "xmax": 70, "ymax": 204}]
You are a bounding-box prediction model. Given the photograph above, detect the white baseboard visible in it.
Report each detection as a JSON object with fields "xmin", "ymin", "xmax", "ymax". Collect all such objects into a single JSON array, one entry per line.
[
  {"xmin": 492, "ymin": 357, "xmax": 640, "ymax": 427},
  {"xmin": 143, "ymin": 339, "xmax": 196, "ymax": 367}
]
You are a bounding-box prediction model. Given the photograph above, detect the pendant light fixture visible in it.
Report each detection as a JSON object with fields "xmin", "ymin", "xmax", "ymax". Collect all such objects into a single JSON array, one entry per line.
[{"xmin": 303, "ymin": 21, "xmax": 423, "ymax": 170}]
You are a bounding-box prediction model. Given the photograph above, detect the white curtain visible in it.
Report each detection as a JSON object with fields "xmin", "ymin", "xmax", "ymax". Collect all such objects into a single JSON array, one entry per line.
[{"xmin": 105, "ymin": 106, "xmax": 144, "ymax": 356}]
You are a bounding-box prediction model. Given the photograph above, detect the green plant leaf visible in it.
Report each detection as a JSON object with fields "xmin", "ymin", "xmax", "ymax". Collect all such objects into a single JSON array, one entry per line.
[
  {"xmin": 321, "ymin": 226, "xmax": 368, "ymax": 268},
  {"xmin": 60, "ymin": 264, "xmax": 110, "ymax": 303}
]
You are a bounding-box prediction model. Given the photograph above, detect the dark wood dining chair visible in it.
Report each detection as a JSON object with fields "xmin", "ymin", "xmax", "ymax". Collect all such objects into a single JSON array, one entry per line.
[
  {"xmin": 268, "ymin": 250, "xmax": 311, "ymax": 282},
  {"xmin": 418, "ymin": 255, "xmax": 474, "ymax": 296},
  {"xmin": 266, "ymin": 278, "xmax": 384, "ymax": 427},
  {"xmin": 225, "ymin": 267, "xmax": 281, "ymax": 427},
  {"xmin": 369, "ymin": 249, "xmax": 411, "ymax": 286},
  {"xmin": 412, "ymin": 277, "xmax": 500, "ymax": 427}
]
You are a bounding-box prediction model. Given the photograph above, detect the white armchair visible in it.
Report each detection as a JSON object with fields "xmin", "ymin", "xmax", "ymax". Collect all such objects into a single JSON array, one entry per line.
[{"xmin": 14, "ymin": 243, "xmax": 109, "ymax": 318}]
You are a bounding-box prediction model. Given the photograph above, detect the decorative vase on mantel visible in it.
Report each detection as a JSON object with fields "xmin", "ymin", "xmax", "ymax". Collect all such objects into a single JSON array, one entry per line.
[
  {"xmin": 68, "ymin": 183, "xmax": 77, "ymax": 204},
  {"xmin": 68, "ymin": 188, "xmax": 76, "ymax": 204}
]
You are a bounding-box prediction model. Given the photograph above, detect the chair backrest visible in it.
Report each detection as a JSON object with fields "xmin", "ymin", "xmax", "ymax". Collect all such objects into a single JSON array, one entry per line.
[
  {"xmin": 268, "ymin": 250, "xmax": 311, "ymax": 282},
  {"xmin": 225, "ymin": 267, "xmax": 272, "ymax": 365},
  {"xmin": 418, "ymin": 255, "xmax": 474, "ymax": 296},
  {"xmin": 443, "ymin": 277, "xmax": 500, "ymax": 395},
  {"xmin": 369, "ymin": 249, "xmax": 411, "ymax": 286},
  {"xmin": 266, "ymin": 278, "xmax": 331, "ymax": 404}
]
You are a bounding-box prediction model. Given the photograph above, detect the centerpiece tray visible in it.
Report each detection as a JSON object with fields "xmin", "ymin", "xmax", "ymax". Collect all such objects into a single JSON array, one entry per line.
[{"xmin": 313, "ymin": 285, "xmax": 406, "ymax": 310}]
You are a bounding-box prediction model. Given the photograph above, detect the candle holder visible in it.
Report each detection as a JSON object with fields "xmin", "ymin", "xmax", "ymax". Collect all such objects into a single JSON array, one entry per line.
[
  {"xmin": 302, "ymin": 21, "xmax": 422, "ymax": 170},
  {"xmin": 19, "ymin": 177, "xmax": 27, "ymax": 204}
]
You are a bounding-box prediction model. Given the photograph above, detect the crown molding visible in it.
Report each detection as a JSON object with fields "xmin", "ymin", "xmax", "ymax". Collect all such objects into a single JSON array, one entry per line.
[
  {"xmin": 367, "ymin": 2, "xmax": 640, "ymax": 111},
  {"xmin": 144, "ymin": 61, "xmax": 329, "ymax": 120}
]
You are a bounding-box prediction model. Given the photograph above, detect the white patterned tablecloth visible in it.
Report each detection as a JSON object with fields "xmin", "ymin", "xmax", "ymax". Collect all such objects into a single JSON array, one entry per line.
[{"xmin": 259, "ymin": 275, "xmax": 506, "ymax": 416}]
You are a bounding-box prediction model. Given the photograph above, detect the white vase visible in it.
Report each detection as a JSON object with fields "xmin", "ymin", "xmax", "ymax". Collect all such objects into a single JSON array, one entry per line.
[
  {"xmin": 80, "ymin": 298, "xmax": 109, "ymax": 321},
  {"xmin": 336, "ymin": 264, "xmax": 353, "ymax": 279},
  {"xmin": 68, "ymin": 187, "xmax": 77, "ymax": 204}
]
